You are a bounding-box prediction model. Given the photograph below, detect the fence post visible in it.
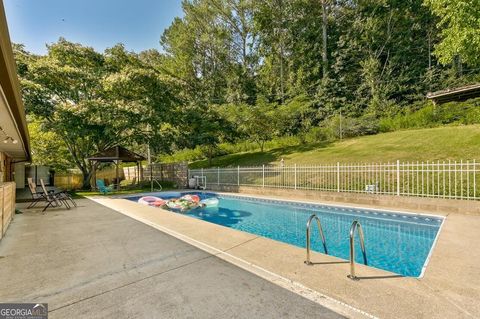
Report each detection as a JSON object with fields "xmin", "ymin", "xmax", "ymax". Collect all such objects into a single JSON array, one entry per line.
[
  {"xmin": 262, "ymin": 165, "xmax": 265, "ymax": 188},
  {"xmin": 237, "ymin": 166, "xmax": 240, "ymax": 186},
  {"xmin": 474, "ymin": 159, "xmax": 476, "ymax": 199},
  {"xmin": 217, "ymin": 167, "xmax": 220, "ymax": 186},
  {"xmin": 397, "ymin": 160, "xmax": 400, "ymax": 196},
  {"xmin": 337, "ymin": 162, "xmax": 340, "ymax": 192},
  {"xmin": 294, "ymin": 164, "xmax": 297, "ymax": 190}
]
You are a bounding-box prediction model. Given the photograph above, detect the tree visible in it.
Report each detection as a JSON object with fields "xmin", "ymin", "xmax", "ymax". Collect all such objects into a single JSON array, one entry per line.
[
  {"xmin": 28, "ymin": 118, "xmax": 71, "ymax": 171},
  {"xmin": 221, "ymin": 98, "xmax": 278, "ymax": 151},
  {"xmin": 15, "ymin": 40, "xmax": 176, "ymax": 188},
  {"xmin": 425, "ymin": 0, "xmax": 480, "ymax": 67}
]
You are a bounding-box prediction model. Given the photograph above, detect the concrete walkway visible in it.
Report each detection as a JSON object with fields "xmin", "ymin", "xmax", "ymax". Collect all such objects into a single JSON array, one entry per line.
[{"xmin": 0, "ymin": 199, "xmax": 343, "ymax": 319}]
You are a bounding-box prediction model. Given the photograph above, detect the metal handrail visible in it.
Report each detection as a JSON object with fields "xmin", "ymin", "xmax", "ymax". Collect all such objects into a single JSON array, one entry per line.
[
  {"xmin": 347, "ymin": 220, "xmax": 367, "ymax": 280},
  {"xmin": 150, "ymin": 179, "xmax": 163, "ymax": 192},
  {"xmin": 304, "ymin": 214, "xmax": 328, "ymax": 265}
]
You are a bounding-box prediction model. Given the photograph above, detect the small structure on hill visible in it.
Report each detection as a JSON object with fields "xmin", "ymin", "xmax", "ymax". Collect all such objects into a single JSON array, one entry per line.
[
  {"xmin": 88, "ymin": 146, "xmax": 146, "ymax": 190},
  {"xmin": 427, "ymin": 83, "xmax": 480, "ymax": 105}
]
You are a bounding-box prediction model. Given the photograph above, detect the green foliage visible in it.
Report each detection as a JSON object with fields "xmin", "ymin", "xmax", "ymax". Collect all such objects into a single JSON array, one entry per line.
[
  {"xmin": 13, "ymin": 0, "xmax": 480, "ymax": 172},
  {"xmin": 425, "ymin": 0, "xmax": 480, "ymax": 67},
  {"xmin": 15, "ymin": 40, "xmax": 178, "ymax": 187},
  {"xmin": 220, "ymin": 98, "xmax": 279, "ymax": 151},
  {"xmin": 28, "ymin": 118, "xmax": 71, "ymax": 171},
  {"xmin": 379, "ymin": 98, "xmax": 480, "ymax": 131},
  {"xmin": 189, "ymin": 125, "xmax": 480, "ymax": 168}
]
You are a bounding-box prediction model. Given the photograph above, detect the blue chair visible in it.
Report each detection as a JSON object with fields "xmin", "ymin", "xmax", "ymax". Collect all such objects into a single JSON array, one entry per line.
[{"xmin": 96, "ymin": 179, "xmax": 115, "ymax": 194}]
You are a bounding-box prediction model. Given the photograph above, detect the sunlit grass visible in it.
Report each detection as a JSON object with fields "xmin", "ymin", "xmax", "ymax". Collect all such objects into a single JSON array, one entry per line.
[{"xmin": 190, "ymin": 125, "xmax": 480, "ymax": 168}]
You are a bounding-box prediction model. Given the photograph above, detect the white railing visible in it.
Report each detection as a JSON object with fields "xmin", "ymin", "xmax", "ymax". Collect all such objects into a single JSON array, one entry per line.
[{"xmin": 189, "ymin": 160, "xmax": 479, "ymax": 200}]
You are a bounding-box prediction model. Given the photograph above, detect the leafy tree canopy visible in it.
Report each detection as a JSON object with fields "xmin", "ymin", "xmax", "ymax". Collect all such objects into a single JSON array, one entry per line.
[{"xmin": 15, "ymin": 40, "xmax": 178, "ymax": 187}]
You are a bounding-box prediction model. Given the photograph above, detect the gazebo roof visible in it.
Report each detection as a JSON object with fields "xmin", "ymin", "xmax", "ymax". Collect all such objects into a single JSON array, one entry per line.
[{"xmin": 88, "ymin": 146, "xmax": 146, "ymax": 162}]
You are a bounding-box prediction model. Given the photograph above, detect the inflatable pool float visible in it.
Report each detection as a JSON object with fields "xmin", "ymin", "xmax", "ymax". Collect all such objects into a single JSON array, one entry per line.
[
  {"xmin": 152, "ymin": 199, "xmax": 166, "ymax": 207},
  {"xmin": 138, "ymin": 196, "xmax": 164, "ymax": 206},
  {"xmin": 166, "ymin": 197, "xmax": 199, "ymax": 211},
  {"xmin": 199, "ymin": 197, "xmax": 219, "ymax": 207},
  {"xmin": 181, "ymin": 194, "xmax": 200, "ymax": 203}
]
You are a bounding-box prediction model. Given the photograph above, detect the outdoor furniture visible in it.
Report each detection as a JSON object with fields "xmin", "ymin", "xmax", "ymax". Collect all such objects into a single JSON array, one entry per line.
[
  {"xmin": 96, "ymin": 179, "xmax": 115, "ymax": 194},
  {"xmin": 39, "ymin": 179, "xmax": 72, "ymax": 212},
  {"xmin": 26, "ymin": 177, "xmax": 45, "ymax": 209},
  {"xmin": 39, "ymin": 178, "xmax": 78, "ymax": 208},
  {"xmin": 28, "ymin": 177, "xmax": 77, "ymax": 209}
]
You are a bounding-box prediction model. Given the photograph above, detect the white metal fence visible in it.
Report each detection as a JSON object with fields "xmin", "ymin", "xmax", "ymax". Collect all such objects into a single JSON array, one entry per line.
[{"xmin": 189, "ymin": 160, "xmax": 479, "ymax": 200}]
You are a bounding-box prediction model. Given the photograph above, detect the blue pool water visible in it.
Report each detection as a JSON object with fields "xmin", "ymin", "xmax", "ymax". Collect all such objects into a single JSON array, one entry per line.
[{"xmin": 125, "ymin": 192, "xmax": 443, "ymax": 277}]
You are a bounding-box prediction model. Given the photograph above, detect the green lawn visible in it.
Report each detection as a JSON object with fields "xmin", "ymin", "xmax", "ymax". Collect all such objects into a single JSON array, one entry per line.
[{"xmin": 190, "ymin": 125, "xmax": 480, "ymax": 168}]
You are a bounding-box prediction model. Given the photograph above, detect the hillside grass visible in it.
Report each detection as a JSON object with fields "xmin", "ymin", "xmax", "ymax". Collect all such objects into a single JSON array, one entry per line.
[{"xmin": 189, "ymin": 125, "xmax": 480, "ymax": 168}]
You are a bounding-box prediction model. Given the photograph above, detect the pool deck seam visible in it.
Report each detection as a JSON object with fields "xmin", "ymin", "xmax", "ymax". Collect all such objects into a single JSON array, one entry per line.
[
  {"xmin": 222, "ymin": 236, "xmax": 261, "ymax": 252},
  {"xmin": 49, "ymin": 253, "xmax": 216, "ymax": 313}
]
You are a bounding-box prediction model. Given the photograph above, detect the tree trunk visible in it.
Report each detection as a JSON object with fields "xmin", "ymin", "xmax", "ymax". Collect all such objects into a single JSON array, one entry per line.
[
  {"xmin": 321, "ymin": 0, "xmax": 328, "ymax": 79},
  {"xmin": 278, "ymin": 0, "xmax": 285, "ymax": 103},
  {"xmin": 259, "ymin": 140, "xmax": 265, "ymax": 152},
  {"xmin": 82, "ymin": 169, "xmax": 93, "ymax": 190},
  {"xmin": 207, "ymin": 146, "xmax": 213, "ymax": 166}
]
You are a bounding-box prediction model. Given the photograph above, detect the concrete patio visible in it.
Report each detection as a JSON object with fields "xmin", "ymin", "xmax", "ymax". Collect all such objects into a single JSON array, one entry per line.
[{"xmin": 0, "ymin": 199, "xmax": 343, "ymax": 319}]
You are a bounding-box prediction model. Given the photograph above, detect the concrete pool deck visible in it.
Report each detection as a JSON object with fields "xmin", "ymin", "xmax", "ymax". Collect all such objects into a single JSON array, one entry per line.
[
  {"xmin": 91, "ymin": 191, "xmax": 480, "ymax": 319},
  {"xmin": 0, "ymin": 199, "xmax": 344, "ymax": 319}
]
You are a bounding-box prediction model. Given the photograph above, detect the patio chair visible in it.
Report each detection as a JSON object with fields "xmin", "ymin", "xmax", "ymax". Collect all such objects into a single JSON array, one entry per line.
[
  {"xmin": 39, "ymin": 179, "xmax": 77, "ymax": 208},
  {"xmin": 96, "ymin": 179, "xmax": 115, "ymax": 194},
  {"xmin": 39, "ymin": 179, "xmax": 71, "ymax": 212},
  {"xmin": 26, "ymin": 178, "xmax": 44, "ymax": 209},
  {"xmin": 27, "ymin": 177, "xmax": 77, "ymax": 209}
]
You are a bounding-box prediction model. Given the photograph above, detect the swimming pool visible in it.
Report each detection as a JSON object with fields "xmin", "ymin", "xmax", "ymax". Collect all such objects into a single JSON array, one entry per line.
[{"xmin": 125, "ymin": 192, "xmax": 444, "ymax": 277}]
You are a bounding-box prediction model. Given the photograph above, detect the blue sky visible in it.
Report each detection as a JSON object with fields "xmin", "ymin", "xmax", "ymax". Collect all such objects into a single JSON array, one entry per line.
[{"xmin": 4, "ymin": 0, "xmax": 183, "ymax": 54}]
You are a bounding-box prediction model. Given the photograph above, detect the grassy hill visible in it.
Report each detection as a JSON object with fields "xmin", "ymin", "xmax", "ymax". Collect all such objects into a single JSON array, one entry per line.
[{"xmin": 189, "ymin": 125, "xmax": 480, "ymax": 168}]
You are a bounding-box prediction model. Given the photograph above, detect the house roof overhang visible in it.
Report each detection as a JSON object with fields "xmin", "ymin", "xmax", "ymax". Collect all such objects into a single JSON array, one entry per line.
[{"xmin": 0, "ymin": 1, "xmax": 30, "ymax": 161}]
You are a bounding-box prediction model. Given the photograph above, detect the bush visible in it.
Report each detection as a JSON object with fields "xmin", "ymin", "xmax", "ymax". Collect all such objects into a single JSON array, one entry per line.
[
  {"xmin": 323, "ymin": 114, "xmax": 379, "ymax": 139},
  {"xmin": 304, "ymin": 126, "xmax": 334, "ymax": 143},
  {"xmin": 379, "ymin": 97, "xmax": 480, "ymax": 132}
]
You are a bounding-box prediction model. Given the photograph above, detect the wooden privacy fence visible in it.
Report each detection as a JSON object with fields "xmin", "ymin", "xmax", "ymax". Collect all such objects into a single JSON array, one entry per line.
[
  {"xmin": 0, "ymin": 182, "xmax": 15, "ymax": 241},
  {"xmin": 53, "ymin": 162, "xmax": 188, "ymax": 190},
  {"xmin": 189, "ymin": 160, "xmax": 480, "ymax": 201},
  {"xmin": 54, "ymin": 173, "xmax": 83, "ymax": 190}
]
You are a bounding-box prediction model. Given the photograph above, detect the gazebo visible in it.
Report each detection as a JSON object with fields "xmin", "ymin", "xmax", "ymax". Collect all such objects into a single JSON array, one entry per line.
[{"xmin": 88, "ymin": 146, "xmax": 146, "ymax": 190}]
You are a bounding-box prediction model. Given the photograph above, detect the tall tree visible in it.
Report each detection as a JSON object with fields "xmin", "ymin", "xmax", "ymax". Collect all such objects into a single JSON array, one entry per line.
[
  {"xmin": 15, "ymin": 40, "xmax": 176, "ymax": 187},
  {"xmin": 425, "ymin": 0, "xmax": 480, "ymax": 67}
]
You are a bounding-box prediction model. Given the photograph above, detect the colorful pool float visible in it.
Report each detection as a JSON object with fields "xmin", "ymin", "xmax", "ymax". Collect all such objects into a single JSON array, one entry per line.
[
  {"xmin": 199, "ymin": 197, "xmax": 219, "ymax": 207},
  {"xmin": 166, "ymin": 197, "xmax": 199, "ymax": 211},
  {"xmin": 138, "ymin": 196, "xmax": 166, "ymax": 207}
]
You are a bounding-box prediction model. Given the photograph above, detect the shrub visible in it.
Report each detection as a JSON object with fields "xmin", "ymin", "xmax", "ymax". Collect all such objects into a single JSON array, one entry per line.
[{"xmin": 379, "ymin": 97, "xmax": 480, "ymax": 132}]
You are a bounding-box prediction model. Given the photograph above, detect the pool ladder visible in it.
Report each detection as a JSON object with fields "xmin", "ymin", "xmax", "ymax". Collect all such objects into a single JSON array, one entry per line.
[
  {"xmin": 347, "ymin": 220, "xmax": 368, "ymax": 280},
  {"xmin": 304, "ymin": 215, "xmax": 367, "ymax": 280},
  {"xmin": 304, "ymin": 214, "xmax": 328, "ymax": 265}
]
